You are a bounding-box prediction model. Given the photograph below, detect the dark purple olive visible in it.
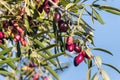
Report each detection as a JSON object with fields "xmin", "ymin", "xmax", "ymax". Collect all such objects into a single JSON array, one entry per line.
[
  {"xmin": 29, "ymin": 62, "xmax": 35, "ymax": 67},
  {"xmin": 81, "ymin": 50, "xmax": 90, "ymax": 59},
  {"xmin": 58, "ymin": 20, "xmax": 68, "ymax": 32},
  {"xmin": 74, "ymin": 44, "xmax": 81, "ymax": 53}
]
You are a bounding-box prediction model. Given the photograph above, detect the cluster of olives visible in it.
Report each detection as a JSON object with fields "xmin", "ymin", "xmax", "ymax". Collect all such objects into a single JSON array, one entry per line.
[
  {"xmin": 38, "ymin": 0, "xmax": 58, "ymax": 14},
  {"xmin": 66, "ymin": 36, "xmax": 90, "ymax": 66},
  {"xmin": 2, "ymin": 20, "xmax": 27, "ymax": 46}
]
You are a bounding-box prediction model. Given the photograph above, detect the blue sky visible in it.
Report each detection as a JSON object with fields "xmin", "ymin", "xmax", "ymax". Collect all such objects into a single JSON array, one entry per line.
[{"xmin": 59, "ymin": 0, "xmax": 120, "ymax": 80}]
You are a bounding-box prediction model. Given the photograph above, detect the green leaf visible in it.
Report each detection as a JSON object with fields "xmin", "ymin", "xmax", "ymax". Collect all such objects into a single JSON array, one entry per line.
[
  {"xmin": 0, "ymin": 55, "xmax": 17, "ymax": 70},
  {"xmin": 0, "ymin": 70, "xmax": 14, "ymax": 78},
  {"xmin": 44, "ymin": 52, "xmax": 65, "ymax": 61},
  {"xmin": 91, "ymin": 73, "xmax": 97, "ymax": 80},
  {"xmin": 38, "ymin": 44, "xmax": 57, "ymax": 52},
  {"xmin": 93, "ymin": 4, "xmax": 120, "ymax": 15},
  {"xmin": 0, "ymin": 58, "xmax": 19, "ymax": 65},
  {"xmin": 65, "ymin": 3, "xmax": 75, "ymax": 10},
  {"xmin": 0, "ymin": 44, "xmax": 6, "ymax": 49},
  {"xmin": 34, "ymin": 39, "xmax": 53, "ymax": 56},
  {"xmin": 86, "ymin": 68, "xmax": 92, "ymax": 80},
  {"xmin": 92, "ymin": 48, "xmax": 113, "ymax": 56},
  {"xmin": 101, "ymin": 69, "xmax": 110, "ymax": 80},
  {"xmin": 38, "ymin": 52, "xmax": 57, "ymax": 66},
  {"xmin": 0, "ymin": 47, "xmax": 12, "ymax": 55},
  {"xmin": 45, "ymin": 66, "xmax": 60, "ymax": 80},
  {"xmin": 73, "ymin": 0, "xmax": 81, "ymax": 3},
  {"xmin": 100, "ymin": 5, "xmax": 120, "ymax": 15},
  {"xmin": 92, "ymin": 8, "xmax": 104, "ymax": 24},
  {"xmin": 103, "ymin": 63, "xmax": 120, "ymax": 73},
  {"xmin": 24, "ymin": 14, "xmax": 30, "ymax": 32}
]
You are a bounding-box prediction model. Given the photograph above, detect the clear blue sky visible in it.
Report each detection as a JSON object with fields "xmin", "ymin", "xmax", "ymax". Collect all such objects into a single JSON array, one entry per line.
[{"xmin": 59, "ymin": 0, "xmax": 120, "ymax": 80}]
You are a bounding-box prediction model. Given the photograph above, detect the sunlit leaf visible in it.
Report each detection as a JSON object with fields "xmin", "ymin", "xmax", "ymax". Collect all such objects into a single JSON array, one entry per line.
[
  {"xmin": 0, "ymin": 58, "xmax": 19, "ymax": 65},
  {"xmin": 95, "ymin": 56, "xmax": 102, "ymax": 67},
  {"xmin": 93, "ymin": 74, "xmax": 99, "ymax": 80},
  {"xmin": 92, "ymin": 8, "xmax": 104, "ymax": 24},
  {"xmin": 93, "ymin": 4, "xmax": 120, "ymax": 15},
  {"xmin": 91, "ymin": 73, "xmax": 97, "ymax": 80},
  {"xmin": 92, "ymin": 48, "xmax": 113, "ymax": 56},
  {"xmin": 0, "ymin": 70, "xmax": 14, "ymax": 78},
  {"xmin": 44, "ymin": 52, "xmax": 65, "ymax": 61},
  {"xmin": 38, "ymin": 52, "xmax": 57, "ymax": 66},
  {"xmin": 103, "ymin": 63, "xmax": 120, "ymax": 73},
  {"xmin": 0, "ymin": 47, "xmax": 12, "ymax": 55},
  {"xmin": 38, "ymin": 44, "xmax": 57, "ymax": 52},
  {"xmin": 101, "ymin": 69, "xmax": 110, "ymax": 80},
  {"xmin": 0, "ymin": 44, "xmax": 6, "ymax": 49},
  {"xmin": 73, "ymin": 0, "xmax": 81, "ymax": 3},
  {"xmin": 86, "ymin": 68, "xmax": 91, "ymax": 80},
  {"xmin": 65, "ymin": 3, "xmax": 75, "ymax": 10},
  {"xmin": 34, "ymin": 39, "xmax": 53, "ymax": 56}
]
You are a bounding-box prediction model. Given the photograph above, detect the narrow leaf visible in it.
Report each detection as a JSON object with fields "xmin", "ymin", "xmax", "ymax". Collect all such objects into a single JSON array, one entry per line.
[
  {"xmin": 34, "ymin": 39, "xmax": 53, "ymax": 56},
  {"xmin": 91, "ymin": 73, "xmax": 97, "ymax": 80},
  {"xmin": 0, "ymin": 55, "xmax": 17, "ymax": 70},
  {"xmin": 38, "ymin": 44, "xmax": 57, "ymax": 52},
  {"xmin": 0, "ymin": 44, "xmax": 6, "ymax": 49},
  {"xmin": 44, "ymin": 52, "xmax": 64, "ymax": 61},
  {"xmin": 0, "ymin": 70, "xmax": 14, "ymax": 78},
  {"xmin": 93, "ymin": 8, "xmax": 104, "ymax": 24},
  {"xmin": 93, "ymin": 4, "xmax": 120, "ymax": 15},
  {"xmin": 95, "ymin": 56, "xmax": 102, "ymax": 67},
  {"xmin": 101, "ymin": 70, "xmax": 110, "ymax": 80},
  {"xmin": 100, "ymin": 5, "xmax": 120, "ymax": 15},
  {"xmin": 86, "ymin": 68, "xmax": 92, "ymax": 80},
  {"xmin": 0, "ymin": 58, "xmax": 19, "ymax": 65},
  {"xmin": 93, "ymin": 74, "xmax": 99, "ymax": 80},
  {"xmin": 0, "ymin": 47, "xmax": 12, "ymax": 55},
  {"xmin": 103, "ymin": 63, "xmax": 120, "ymax": 73},
  {"xmin": 45, "ymin": 66, "xmax": 60, "ymax": 80},
  {"xmin": 92, "ymin": 48, "xmax": 113, "ymax": 56},
  {"xmin": 38, "ymin": 52, "xmax": 57, "ymax": 66},
  {"xmin": 65, "ymin": 3, "xmax": 75, "ymax": 10}
]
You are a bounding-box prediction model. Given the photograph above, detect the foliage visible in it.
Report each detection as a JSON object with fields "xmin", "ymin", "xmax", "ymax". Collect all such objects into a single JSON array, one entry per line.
[{"xmin": 0, "ymin": 0, "xmax": 120, "ymax": 80}]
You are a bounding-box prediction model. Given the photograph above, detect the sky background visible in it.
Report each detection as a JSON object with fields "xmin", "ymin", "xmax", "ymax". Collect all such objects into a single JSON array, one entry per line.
[{"xmin": 59, "ymin": 0, "xmax": 120, "ymax": 80}]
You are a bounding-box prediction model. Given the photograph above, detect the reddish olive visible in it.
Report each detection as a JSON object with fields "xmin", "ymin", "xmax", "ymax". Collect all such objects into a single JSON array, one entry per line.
[
  {"xmin": 44, "ymin": 4, "xmax": 50, "ymax": 14},
  {"xmin": 29, "ymin": 62, "xmax": 35, "ymax": 68},
  {"xmin": 33, "ymin": 72, "xmax": 39, "ymax": 80},
  {"xmin": 0, "ymin": 32, "xmax": 4, "ymax": 39},
  {"xmin": 67, "ymin": 44, "xmax": 75, "ymax": 52},
  {"xmin": 54, "ymin": 12, "xmax": 61, "ymax": 22},
  {"xmin": 74, "ymin": 44, "xmax": 81, "ymax": 53},
  {"xmin": 14, "ymin": 34, "xmax": 21, "ymax": 42},
  {"xmin": 66, "ymin": 36, "xmax": 73, "ymax": 45},
  {"xmin": 74, "ymin": 53, "xmax": 84, "ymax": 66}
]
